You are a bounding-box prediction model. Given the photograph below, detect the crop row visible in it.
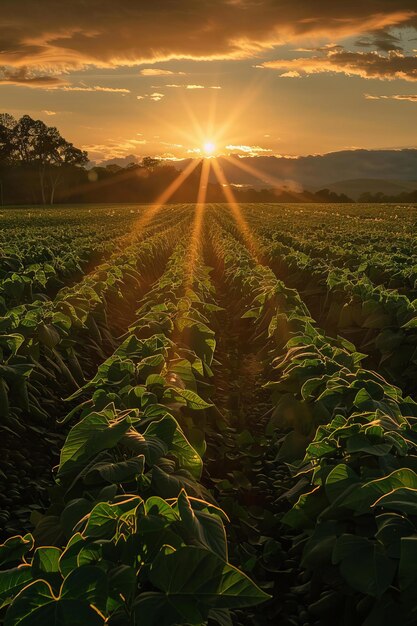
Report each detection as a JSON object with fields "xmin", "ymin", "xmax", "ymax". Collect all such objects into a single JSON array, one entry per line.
[
  {"xmin": 0, "ymin": 219, "xmax": 185, "ymax": 436},
  {"xmin": 0, "ymin": 234, "xmax": 268, "ymax": 625},
  {"xmin": 0, "ymin": 218, "xmax": 187, "ymax": 537},
  {"xmin": 260, "ymin": 237, "xmax": 417, "ymax": 393},
  {"xmin": 241, "ymin": 202, "xmax": 417, "ymax": 290},
  {"xmin": 0, "ymin": 205, "xmax": 189, "ymax": 309},
  {"xmin": 214, "ymin": 206, "xmax": 417, "ymax": 396},
  {"xmin": 210, "ymin": 214, "xmax": 417, "ymax": 626}
]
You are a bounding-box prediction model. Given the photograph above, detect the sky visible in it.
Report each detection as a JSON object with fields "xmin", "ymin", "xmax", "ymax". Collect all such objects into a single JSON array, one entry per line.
[{"xmin": 1, "ymin": 1, "xmax": 417, "ymax": 163}]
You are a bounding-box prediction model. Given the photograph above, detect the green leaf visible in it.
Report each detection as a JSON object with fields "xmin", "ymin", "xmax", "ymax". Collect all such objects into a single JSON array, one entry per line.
[
  {"xmin": 133, "ymin": 544, "xmax": 269, "ymax": 624},
  {"xmin": 32, "ymin": 547, "xmax": 62, "ymax": 589},
  {"xmin": 121, "ymin": 430, "xmax": 168, "ymax": 467},
  {"xmin": 84, "ymin": 456, "xmax": 145, "ymax": 485},
  {"xmin": 325, "ymin": 464, "xmax": 360, "ymax": 503},
  {"xmin": 177, "ymin": 491, "xmax": 227, "ymax": 560},
  {"xmin": 0, "ymin": 535, "xmax": 34, "ymax": 568},
  {"xmin": 151, "ymin": 466, "xmax": 212, "ymax": 502},
  {"xmin": 170, "ymin": 387, "xmax": 212, "ymax": 411},
  {"xmin": 399, "ymin": 537, "xmax": 417, "ymax": 602},
  {"xmin": 58, "ymin": 409, "xmax": 132, "ymax": 477},
  {"xmin": 4, "ymin": 580, "xmax": 105, "ymax": 626},
  {"xmin": 332, "ymin": 534, "xmax": 396, "ymax": 597},
  {"xmin": 150, "ymin": 545, "xmax": 270, "ymax": 608},
  {"xmin": 61, "ymin": 566, "xmax": 108, "ymax": 613},
  {"xmin": 343, "ymin": 469, "xmax": 417, "ymax": 514},
  {"xmin": 83, "ymin": 497, "xmax": 142, "ymax": 539},
  {"xmin": 0, "ymin": 566, "xmax": 33, "ymax": 610},
  {"xmin": 374, "ymin": 487, "xmax": 417, "ymax": 515}
]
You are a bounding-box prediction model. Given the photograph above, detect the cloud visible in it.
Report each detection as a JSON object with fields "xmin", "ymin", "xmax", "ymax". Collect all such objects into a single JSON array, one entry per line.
[
  {"xmin": 0, "ymin": 68, "xmax": 132, "ymax": 93},
  {"xmin": 280, "ymin": 70, "xmax": 302, "ymax": 78},
  {"xmin": 83, "ymin": 138, "xmax": 149, "ymax": 160},
  {"xmin": 365, "ymin": 92, "xmax": 417, "ymax": 100},
  {"xmin": 226, "ymin": 144, "xmax": 273, "ymax": 156},
  {"xmin": 1, "ymin": 1, "xmax": 416, "ymax": 80},
  {"xmin": 140, "ymin": 68, "xmax": 186, "ymax": 76},
  {"xmin": 137, "ymin": 92, "xmax": 165, "ymax": 101},
  {"xmin": 57, "ymin": 85, "xmax": 130, "ymax": 93},
  {"xmin": 0, "ymin": 66, "xmax": 64, "ymax": 87},
  {"xmin": 42, "ymin": 110, "xmax": 57, "ymax": 115},
  {"xmin": 355, "ymin": 30, "xmax": 403, "ymax": 52},
  {"xmin": 165, "ymin": 83, "xmax": 222, "ymax": 89},
  {"xmin": 294, "ymin": 43, "xmax": 344, "ymax": 53},
  {"xmin": 159, "ymin": 141, "xmax": 184, "ymax": 148},
  {"xmin": 261, "ymin": 49, "xmax": 417, "ymax": 81}
]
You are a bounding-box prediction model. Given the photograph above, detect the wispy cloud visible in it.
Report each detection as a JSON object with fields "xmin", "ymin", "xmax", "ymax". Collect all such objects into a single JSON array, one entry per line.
[
  {"xmin": 260, "ymin": 50, "xmax": 417, "ymax": 81},
  {"xmin": 137, "ymin": 92, "xmax": 165, "ymax": 101},
  {"xmin": 58, "ymin": 85, "xmax": 131, "ymax": 93},
  {"xmin": 83, "ymin": 137, "xmax": 148, "ymax": 160},
  {"xmin": 165, "ymin": 83, "xmax": 222, "ymax": 89},
  {"xmin": 0, "ymin": 68, "xmax": 132, "ymax": 93},
  {"xmin": 226, "ymin": 144, "xmax": 273, "ymax": 156},
  {"xmin": 140, "ymin": 68, "xmax": 186, "ymax": 76},
  {"xmin": 0, "ymin": 66, "xmax": 64, "ymax": 87},
  {"xmin": 365, "ymin": 92, "xmax": 417, "ymax": 101}
]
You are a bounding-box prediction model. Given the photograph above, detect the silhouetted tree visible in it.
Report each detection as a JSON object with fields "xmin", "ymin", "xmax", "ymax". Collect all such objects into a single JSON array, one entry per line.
[{"xmin": 0, "ymin": 113, "xmax": 87, "ymax": 203}]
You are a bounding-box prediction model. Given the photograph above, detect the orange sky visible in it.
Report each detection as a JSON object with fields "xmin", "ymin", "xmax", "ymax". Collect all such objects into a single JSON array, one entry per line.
[{"xmin": 1, "ymin": 1, "xmax": 416, "ymax": 162}]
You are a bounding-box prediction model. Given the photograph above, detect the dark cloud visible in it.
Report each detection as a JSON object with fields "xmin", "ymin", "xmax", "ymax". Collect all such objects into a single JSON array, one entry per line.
[
  {"xmin": 355, "ymin": 30, "xmax": 404, "ymax": 52},
  {"xmin": 262, "ymin": 50, "xmax": 417, "ymax": 81},
  {"xmin": 0, "ymin": 1, "xmax": 416, "ymax": 76},
  {"xmin": 0, "ymin": 66, "xmax": 64, "ymax": 86}
]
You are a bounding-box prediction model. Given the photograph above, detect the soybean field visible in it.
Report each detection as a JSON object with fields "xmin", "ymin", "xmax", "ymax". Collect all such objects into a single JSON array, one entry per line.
[{"xmin": 1, "ymin": 202, "xmax": 417, "ymax": 626}]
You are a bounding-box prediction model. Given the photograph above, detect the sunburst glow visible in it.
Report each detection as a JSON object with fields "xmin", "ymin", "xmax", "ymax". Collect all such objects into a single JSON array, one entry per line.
[{"xmin": 203, "ymin": 141, "xmax": 216, "ymax": 156}]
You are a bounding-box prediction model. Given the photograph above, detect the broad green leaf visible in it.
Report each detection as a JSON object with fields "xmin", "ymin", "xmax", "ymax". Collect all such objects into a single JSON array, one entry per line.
[
  {"xmin": 170, "ymin": 387, "xmax": 212, "ymax": 411},
  {"xmin": 0, "ymin": 566, "xmax": 33, "ymax": 610},
  {"xmin": 325, "ymin": 464, "xmax": 360, "ymax": 503},
  {"xmin": 83, "ymin": 497, "xmax": 142, "ymax": 538},
  {"xmin": 147, "ymin": 545, "xmax": 269, "ymax": 613},
  {"xmin": 84, "ymin": 456, "xmax": 145, "ymax": 485},
  {"xmin": 332, "ymin": 534, "xmax": 396, "ymax": 597},
  {"xmin": 58, "ymin": 409, "xmax": 132, "ymax": 476},
  {"xmin": 0, "ymin": 535, "xmax": 34, "ymax": 568},
  {"xmin": 4, "ymin": 579, "xmax": 105, "ymax": 626},
  {"xmin": 177, "ymin": 491, "xmax": 227, "ymax": 560},
  {"xmin": 343, "ymin": 469, "xmax": 417, "ymax": 514}
]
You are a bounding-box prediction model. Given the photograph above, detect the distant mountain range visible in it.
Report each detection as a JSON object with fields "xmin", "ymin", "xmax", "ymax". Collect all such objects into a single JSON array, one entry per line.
[
  {"xmin": 96, "ymin": 149, "xmax": 417, "ymax": 198},
  {"xmin": 311, "ymin": 178, "xmax": 417, "ymax": 200},
  {"xmin": 174, "ymin": 149, "xmax": 417, "ymax": 196}
]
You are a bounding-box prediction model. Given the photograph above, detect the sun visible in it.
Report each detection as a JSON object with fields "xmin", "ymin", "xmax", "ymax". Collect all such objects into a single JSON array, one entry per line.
[{"xmin": 203, "ymin": 141, "xmax": 216, "ymax": 156}]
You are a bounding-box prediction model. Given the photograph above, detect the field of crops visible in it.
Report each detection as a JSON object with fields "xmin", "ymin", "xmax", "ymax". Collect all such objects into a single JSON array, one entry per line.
[{"xmin": 1, "ymin": 202, "xmax": 417, "ymax": 626}]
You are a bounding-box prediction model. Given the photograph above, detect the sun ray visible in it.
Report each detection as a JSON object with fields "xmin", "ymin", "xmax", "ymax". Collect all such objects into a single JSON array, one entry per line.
[
  {"xmin": 223, "ymin": 154, "xmax": 313, "ymax": 202},
  {"xmin": 214, "ymin": 73, "xmax": 268, "ymax": 144},
  {"xmin": 210, "ymin": 158, "xmax": 261, "ymax": 261},
  {"xmin": 206, "ymin": 85, "xmax": 219, "ymax": 141},
  {"xmin": 130, "ymin": 158, "xmax": 202, "ymax": 236},
  {"xmin": 185, "ymin": 158, "xmax": 211, "ymax": 287}
]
